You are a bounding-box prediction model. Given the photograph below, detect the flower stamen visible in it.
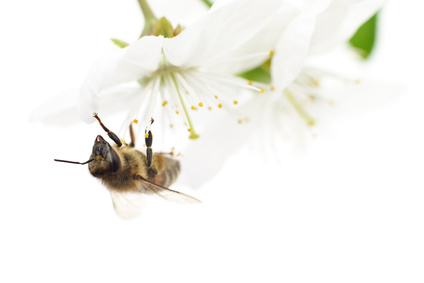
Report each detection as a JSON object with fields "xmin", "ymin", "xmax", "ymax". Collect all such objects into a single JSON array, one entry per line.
[
  {"xmin": 284, "ymin": 89, "xmax": 315, "ymax": 126},
  {"xmin": 170, "ymin": 72, "xmax": 199, "ymax": 139}
]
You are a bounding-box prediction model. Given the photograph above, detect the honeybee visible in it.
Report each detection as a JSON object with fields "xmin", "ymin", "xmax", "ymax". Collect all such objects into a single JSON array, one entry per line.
[{"xmin": 55, "ymin": 113, "xmax": 200, "ymax": 218}]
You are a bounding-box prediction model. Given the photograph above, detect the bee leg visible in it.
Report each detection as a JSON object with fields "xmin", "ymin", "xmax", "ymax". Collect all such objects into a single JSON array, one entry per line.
[
  {"xmin": 132, "ymin": 174, "xmax": 144, "ymax": 181},
  {"xmin": 93, "ymin": 113, "xmax": 122, "ymax": 147},
  {"xmin": 144, "ymin": 117, "xmax": 155, "ymax": 168},
  {"xmin": 129, "ymin": 123, "xmax": 136, "ymax": 148},
  {"xmin": 145, "ymin": 129, "xmax": 153, "ymax": 168}
]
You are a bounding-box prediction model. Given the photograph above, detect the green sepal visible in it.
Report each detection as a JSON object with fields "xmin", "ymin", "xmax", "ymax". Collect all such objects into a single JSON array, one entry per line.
[
  {"xmin": 153, "ymin": 17, "xmax": 174, "ymax": 38},
  {"xmin": 110, "ymin": 38, "xmax": 129, "ymax": 49},
  {"xmin": 349, "ymin": 12, "xmax": 379, "ymax": 59},
  {"xmin": 173, "ymin": 24, "xmax": 183, "ymax": 37}
]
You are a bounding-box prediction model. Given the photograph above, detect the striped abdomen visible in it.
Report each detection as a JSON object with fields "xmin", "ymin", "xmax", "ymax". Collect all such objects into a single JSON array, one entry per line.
[{"xmin": 148, "ymin": 154, "xmax": 180, "ymax": 188}]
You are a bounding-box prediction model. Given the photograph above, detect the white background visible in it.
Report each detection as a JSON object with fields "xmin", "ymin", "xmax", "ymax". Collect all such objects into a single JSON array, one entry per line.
[{"xmin": 1, "ymin": 0, "xmax": 423, "ymax": 282}]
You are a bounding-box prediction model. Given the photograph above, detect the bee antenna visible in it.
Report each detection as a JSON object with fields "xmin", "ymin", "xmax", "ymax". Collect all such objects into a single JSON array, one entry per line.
[{"xmin": 54, "ymin": 158, "xmax": 95, "ymax": 165}]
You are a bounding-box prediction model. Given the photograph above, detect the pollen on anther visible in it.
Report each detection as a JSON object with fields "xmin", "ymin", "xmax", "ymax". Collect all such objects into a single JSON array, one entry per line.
[
  {"xmin": 233, "ymin": 100, "xmax": 238, "ymax": 105},
  {"xmin": 188, "ymin": 128, "xmax": 192, "ymax": 132},
  {"xmin": 269, "ymin": 50, "xmax": 274, "ymax": 56},
  {"xmin": 260, "ymin": 89, "xmax": 265, "ymax": 93},
  {"xmin": 191, "ymin": 106, "xmax": 197, "ymax": 110},
  {"xmin": 145, "ymin": 133, "xmax": 149, "ymax": 138},
  {"xmin": 198, "ymin": 102, "xmax": 203, "ymax": 107},
  {"xmin": 133, "ymin": 119, "xmax": 138, "ymax": 124},
  {"xmin": 248, "ymin": 81, "xmax": 253, "ymax": 86},
  {"xmin": 218, "ymin": 103, "xmax": 222, "ymax": 108},
  {"xmin": 162, "ymin": 101, "xmax": 168, "ymax": 107},
  {"xmin": 175, "ymin": 110, "xmax": 179, "ymax": 115}
]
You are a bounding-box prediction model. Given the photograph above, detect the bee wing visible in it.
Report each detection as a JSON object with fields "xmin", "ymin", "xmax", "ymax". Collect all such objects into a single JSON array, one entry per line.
[
  {"xmin": 109, "ymin": 190, "xmax": 147, "ymax": 219},
  {"xmin": 140, "ymin": 179, "xmax": 201, "ymax": 204}
]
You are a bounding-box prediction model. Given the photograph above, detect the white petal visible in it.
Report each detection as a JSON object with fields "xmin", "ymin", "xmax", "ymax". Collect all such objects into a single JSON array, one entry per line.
[
  {"xmin": 271, "ymin": 8, "xmax": 322, "ymax": 92},
  {"xmin": 210, "ymin": 1, "xmax": 301, "ymax": 74},
  {"xmin": 162, "ymin": 0, "xmax": 282, "ymax": 68},
  {"xmin": 309, "ymin": 0, "xmax": 385, "ymax": 54},
  {"xmin": 108, "ymin": 35, "xmax": 164, "ymax": 85},
  {"xmin": 78, "ymin": 49, "xmax": 126, "ymax": 123},
  {"xmin": 209, "ymin": 0, "xmax": 330, "ymax": 76},
  {"xmin": 308, "ymin": 79, "xmax": 402, "ymax": 119},
  {"xmin": 179, "ymin": 103, "xmax": 258, "ymax": 188},
  {"xmin": 209, "ymin": 0, "xmax": 233, "ymax": 10}
]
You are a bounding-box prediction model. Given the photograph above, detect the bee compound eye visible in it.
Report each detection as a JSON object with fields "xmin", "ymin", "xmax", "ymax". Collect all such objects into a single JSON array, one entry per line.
[{"xmin": 109, "ymin": 149, "xmax": 121, "ymax": 174}]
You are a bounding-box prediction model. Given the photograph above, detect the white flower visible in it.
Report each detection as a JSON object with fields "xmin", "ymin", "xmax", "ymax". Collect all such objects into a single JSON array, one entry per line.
[
  {"xmin": 79, "ymin": 0, "xmax": 283, "ymax": 140},
  {"xmin": 256, "ymin": 0, "xmax": 386, "ymax": 150},
  {"xmin": 180, "ymin": 0, "xmax": 388, "ymax": 187}
]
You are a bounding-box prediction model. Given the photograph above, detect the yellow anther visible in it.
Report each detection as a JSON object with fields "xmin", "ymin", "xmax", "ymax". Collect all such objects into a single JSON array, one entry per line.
[
  {"xmin": 208, "ymin": 106, "xmax": 212, "ymax": 111},
  {"xmin": 191, "ymin": 106, "xmax": 197, "ymax": 110},
  {"xmin": 248, "ymin": 81, "xmax": 253, "ymax": 86},
  {"xmin": 233, "ymin": 100, "xmax": 238, "ymax": 105},
  {"xmin": 214, "ymin": 95, "xmax": 218, "ymax": 99},
  {"xmin": 198, "ymin": 102, "xmax": 203, "ymax": 107},
  {"xmin": 162, "ymin": 101, "xmax": 168, "ymax": 107},
  {"xmin": 175, "ymin": 110, "xmax": 179, "ymax": 115},
  {"xmin": 269, "ymin": 50, "xmax": 274, "ymax": 56},
  {"xmin": 170, "ymin": 124, "xmax": 174, "ymax": 128},
  {"xmin": 145, "ymin": 133, "xmax": 149, "ymax": 138},
  {"xmin": 188, "ymin": 128, "xmax": 192, "ymax": 132},
  {"xmin": 133, "ymin": 119, "xmax": 138, "ymax": 124},
  {"xmin": 237, "ymin": 119, "xmax": 243, "ymax": 124},
  {"xmin": 260, "ymin": 89, "xmax": 264, "ymax": 93},
  {"xmin": 218, "ymin": 103, "xmax": 222, "ymax": 108}
]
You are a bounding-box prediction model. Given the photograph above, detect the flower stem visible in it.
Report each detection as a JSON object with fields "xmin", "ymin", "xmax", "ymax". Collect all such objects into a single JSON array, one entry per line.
[
  {"xmin": 170, "ymin": 73, "xmax": 199, "ymax": 139},
  {"xmin": 200, "ymin": 0, "xmax": 213, "ymax": 8},
  {"xmin": 284, "ymin": 90, "xmax": 315, "ymax": 126},
  {"xmin": 137, "ymin": 0, "xmax": 157, "ymax": 37}
]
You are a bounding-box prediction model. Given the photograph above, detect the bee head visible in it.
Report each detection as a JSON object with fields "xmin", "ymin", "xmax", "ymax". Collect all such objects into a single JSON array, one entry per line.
[{"xmin": 88, "ymin": 135, "xmax": 121, "ymax": 176}]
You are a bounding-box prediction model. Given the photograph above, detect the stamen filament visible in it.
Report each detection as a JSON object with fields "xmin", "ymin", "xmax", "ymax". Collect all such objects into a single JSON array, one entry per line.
[
  {"xmin": 170, "ymin": 73, "xmax": 199, "ymax": 139},
  {"xmin": 284, "ymin": 90, "xmax": 315, "ymax": 126}
]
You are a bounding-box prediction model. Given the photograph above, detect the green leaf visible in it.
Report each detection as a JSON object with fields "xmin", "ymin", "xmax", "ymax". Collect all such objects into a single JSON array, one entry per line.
[
  {"xmin": 237, "ymin": 61, "xmax": 271, "ymax": 84},
  {"xmin": 349, "ymin": 12, "xmax": 379, "ymax": 59},
  {"xmin": 111, "ymin": 38, "xmax": 129, "ymax": 49},
  {"xmin": 200, "ymin": 0, "xmax": 213, "ymax": 8}
]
